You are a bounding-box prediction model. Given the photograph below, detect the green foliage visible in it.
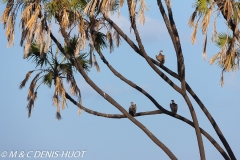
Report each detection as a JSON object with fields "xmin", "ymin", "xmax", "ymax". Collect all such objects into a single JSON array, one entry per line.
[
  {"xmin": 62, "ymin": 35, "xmax": 91, "ymax": 72},
  {"xmin": 64, "ymin": 35, "xmax": 79, "ymax": 56},
  {"xmin": 214, "ymin": 33, "xmax": 232, "ymax": 48},
  {"xmin": 46, "ymin": 0, "xmax": 87, "ymax": 20},
  {"xmin": 193, "ymin": 0, "xmax": 212, "ymax": 15},
  {"xmin": 26, "ymin": 43, "xmax": 48, "ymax": 68},
  {"xmin": 42, "ymin": 71, "xmax": 53, "ymax": 88},
  {"xmin": 20, "ymin": 36, "xmax": 91, "ymax": 118},
  {"xmin": 95, "ymin": 32, "xmax": 108, "ymax": 50},
  {"xmin": 77, "ymin": 52, "xmax": 90, "ymax": 72},
  {"xmin": 70, "ymin": 0, "xmax": 87, "ymax": 10}
]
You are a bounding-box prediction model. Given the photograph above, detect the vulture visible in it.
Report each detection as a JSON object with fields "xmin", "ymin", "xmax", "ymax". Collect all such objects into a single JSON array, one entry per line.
[
  {"xmin": 156, "ymin": 50, "xmax": 165, "ymax": 64},
  {"xmin": 129, "ymin": 102, "xmax": 137, "ymax": 116},
  {"xmin": 170, "ymin": 100, "xmax": 178, "ymax": 114}
]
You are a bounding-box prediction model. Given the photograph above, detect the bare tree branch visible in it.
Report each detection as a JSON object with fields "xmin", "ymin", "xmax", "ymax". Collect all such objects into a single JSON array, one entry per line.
[
  {"xmin": 157, "ymin": 1, "xmax": 205, "ymax": 159},
  {"xmin": 103, "ymin": 14, "xmax": 179, "ymax": 79},
  {"xmin": 157, "ymin": 1, "xmax": 236, "ymax": 158},
  {"xmin": 104, "ymin": 10, "xmax": 235, "ymax": 160},
  {"xmin": 94, "ymin": 41, "xmax": 167, "ymax": 112},
  {"xmin": 162, "ymin": 0, "xmax": 186, "ymax": 91},
  {"xmin": 127, "ymin": 1, "xmax": 184, "ymax": 96},
  {"xmin": 186, "ymin": 83, "xmax": 235, "ymax": 160},
  {"xmin": 50, "ymin": 29, "xmax": 178, "ymax": 160},
  {"xmin": 96, "ymin": 39, "xmax": 232, "ymax": 159},
  {"xmin": 104, "ymin": 10, "xmax": 234, "ymax": 159},
  {"xmin": 65, "ymin": 92, "xmax": 229, "ymax": 160},
  {"xmin": 66, "ymin": 92, "xmax": 162, "ymax": 118}
]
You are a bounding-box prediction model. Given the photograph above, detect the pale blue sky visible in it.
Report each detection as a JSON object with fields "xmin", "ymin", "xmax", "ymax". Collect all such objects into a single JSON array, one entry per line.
[{"xmin": 0, "ymin": 1, "xmax": 239, "ymax": 160}]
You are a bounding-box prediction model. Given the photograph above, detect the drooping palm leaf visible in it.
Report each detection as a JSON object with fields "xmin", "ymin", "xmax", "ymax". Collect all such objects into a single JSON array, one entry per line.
[
  {"xmin": 19, "ymin": 70, "xmax": 34, "ymax": 89},
  {"xmin": 27, "ymin": 91, "xmax": 37, "ymax": 118},
  {"xmin": 26, "ymin": 43, "xmax": 48, "ymax": 68}
]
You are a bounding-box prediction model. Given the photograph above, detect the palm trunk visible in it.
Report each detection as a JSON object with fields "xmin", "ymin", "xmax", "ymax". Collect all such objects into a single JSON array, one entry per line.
[
  {"xmin": 125, "ymin": 0, "xmax": 206, "ymax": 159},
  {"xmin": 103, "ymin": 14, "xmax": 234, "ymax": 159},
  {"xmin": 49, "ymin": 30, "xmax": 178, "ymax": 160}
]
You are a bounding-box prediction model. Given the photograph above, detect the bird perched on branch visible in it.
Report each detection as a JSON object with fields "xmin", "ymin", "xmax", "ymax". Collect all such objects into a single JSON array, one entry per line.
[
  {"xmin": 129, "ymin": 102, "xmax": 137, "ymax": 116},
  {"xmin": 156, "ymin": 50, "xmax": 165, "ymax": 64},
  {"xmin": 170, "ymin": 100, "xmax": 178, "ymax": 114}
]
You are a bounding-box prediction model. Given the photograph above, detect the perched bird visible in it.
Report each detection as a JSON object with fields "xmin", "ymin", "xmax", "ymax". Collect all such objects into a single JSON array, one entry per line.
[
  {"xmin": 156, "ymin": 50, "xmax": 165, "ymax": 64},
  {"xmin": 129, "ymin": 102, "xmax": 137, "ymax": 116},
  {"xmin": 170, "ymin": 100, "xmax": 178, "ymax": 114}
]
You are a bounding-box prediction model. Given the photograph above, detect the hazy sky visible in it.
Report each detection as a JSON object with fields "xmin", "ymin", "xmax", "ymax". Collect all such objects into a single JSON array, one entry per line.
[{"xmin": 0, "ymin": 1, "xmax": 239, "ymax": 160}]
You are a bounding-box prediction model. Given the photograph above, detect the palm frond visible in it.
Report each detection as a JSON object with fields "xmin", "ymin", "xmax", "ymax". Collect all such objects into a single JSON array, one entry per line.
[
  {"xmin": 1, "ymin": 0, "xmax": 14, "ymax": 27},
  {"xmin": 70, "ymin": 0, "xmax": 87, "ymax": 10},
  {"xmin": 113, "ymin": 30, "xmax": 121, "ymax": 47},
  {"xmin": 68, "ymin": 75, "xmax": 80, "ymax": 96},
  {"xmin": 220, "ymin": 69, "xmax": 225, "ymax": 86},
  {"xmin": 202, "ymin": 33, "xmax": 208, "ymax": 61},
  {"xmin": 60, "ymin": 62, "xmax": 73, "ymax": 73},
  {"xmin": 26, "ymin": 43, "xmax": 49, "ymax": 68},
  {"xmin": 19, "ymin": 70, "xmax": 34, "ymax": 89},
  {"xmin": 201, "ymin": 3, "xmax": 214, "ymax": 34},
  {"xmin": 191, "ymin": 19, "xmax": 199, "ymax": 44},
  {"xmin": 54, "ymin": 76, "xmax": 67, "ymax": 110},
  {"xmin": 56, "ymin": 106, "xmax": 62, "ymax": 120},
  {"xmin": 137, "ymin": 0, "xmax": 148, "ymax": 25},
  {"xmin": 223, "ymin": 0, "xmax": 233, "ymax": 22},
  {"xmin": 211, "ymin": 13, "xmax": 218, "ymax": 43},
  {"xmin": 193, "ymin": 0, "xmax": 209, "ymax": 15},
  {"xmin": 63, "ymin": 35, "xmax": 79, "ymax": 56},
  {"xmin": 106, "ymin": 30, "xmax": 114, "ymax": 53},
  {"xmin": 27, "ymin": 91, "xmax": 37, "ymax": 118},
  {"xmin": 53, "ymin": 94, "xmax": 59, "ymax": 108},
  {"xmin": 74, "ymin": 36, "xmax": 81, "ymax": 58},
  {"xmin": 93, "ymin": 54, "xmax": 100, "ymax": 72},
  {"xmin": 209, "ymin": 53, "xmax": 219, "ymax": 65},
  {"xmin": 214, "ymin": 33, "xmax": 232, "ymax": 48},
  {"xmin": 42, "ymin": 71, "xmax": 53, "ymax": 88},
  {"xmin": 77, "ymin": 52, "xmax": 90, "ymax": 72},
  {"xmin": 27, "ymin": 72, "xmax": 42, "ymax": 100},
  {"xmin": 188, "ymin": 7, "xmax": 198, "ymax": 27},
  {"xmin": 95, "ymin": 31, "xmax": 108, "ymax": 51}
]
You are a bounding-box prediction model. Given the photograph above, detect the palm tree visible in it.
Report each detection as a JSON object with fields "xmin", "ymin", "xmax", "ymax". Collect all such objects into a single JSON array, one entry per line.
[
  {"xmin": 189, "ymin": 0, "xmax": 240, "ymax": 80},
  {"xmin": 1, "ymin": 0, "xmax": 116, "ymax": 119},
  {"xmin": 19, "ymin": 36, "xmax": 90, "ymax": 120}
]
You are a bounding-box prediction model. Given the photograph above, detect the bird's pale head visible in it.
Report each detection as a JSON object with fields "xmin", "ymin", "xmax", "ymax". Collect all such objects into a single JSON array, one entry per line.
[
  {"xmin": 171, "ymin": 100, "xmax": 174, "ymax": 103},
  {"xmin": 131, "ymin": 102, "xmax": 134, "ymax": 105}
]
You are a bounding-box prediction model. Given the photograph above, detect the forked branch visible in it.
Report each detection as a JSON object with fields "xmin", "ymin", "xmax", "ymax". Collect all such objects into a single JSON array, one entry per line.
[
  {"xmin": 104, "ymin": 10, "xmax": 234, "ymax": 159},
  {"xmin": 65, "ymin": 92, "xmax": 229, "ymax": 159},
  {"xmin": 50, "ymin": 29, "xmax": 178, "ymax": 160}
]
